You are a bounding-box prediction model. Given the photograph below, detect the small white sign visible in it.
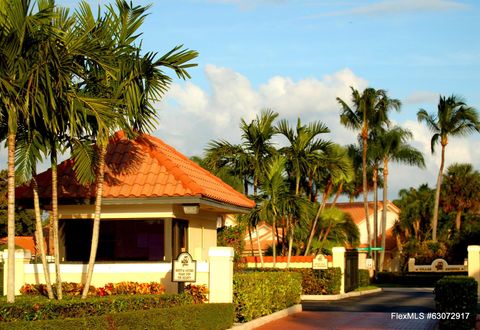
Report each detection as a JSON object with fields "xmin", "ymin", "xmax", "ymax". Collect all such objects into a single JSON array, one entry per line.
[
  {"xmin": 172, "ymin": 252, "xmax": 197, "ymax": 282},
  {"xmin": 312, "ymin": 254, "xmax": 328, "ymax": 269},
  {"xmin": 365, "ymin": 258, "xmax": 373, "ymax": 270}
]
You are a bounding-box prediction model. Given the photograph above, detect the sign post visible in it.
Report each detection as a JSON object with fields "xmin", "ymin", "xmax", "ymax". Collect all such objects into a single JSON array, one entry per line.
[
  {"xmin": 312, "ymin": 254, "xmax": 328, "ymax": 270},
  {"xmin": 172, "ymin": 252, "xmax": 197, "ymax": 294}
]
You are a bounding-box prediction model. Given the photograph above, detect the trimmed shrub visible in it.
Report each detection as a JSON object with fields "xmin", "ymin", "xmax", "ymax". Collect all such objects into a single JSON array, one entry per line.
[
  {"xmin": 233, "ymin": 271, "xmax": 301, "ymax": 322},
  {"xmin": 434, "ymin": 276, "xmax": 477, "ymax": 330},
  {"xmin": 0, "ymin": 303, "xmax": 234, "ymax": 330},
  {"xmin": 295, "ymin": 268, "xmax": 342, "ymax": 295},
  {"xmin": 375, "ymin": 272, "xmax": 468, "ymax": 287},
  {"xmin": 0, "ymin": 293, "xmax": 194, "ymax": 322},
  {"xmin": 357, "ymin": 269, "xmax": 370, "ymax": 288}
]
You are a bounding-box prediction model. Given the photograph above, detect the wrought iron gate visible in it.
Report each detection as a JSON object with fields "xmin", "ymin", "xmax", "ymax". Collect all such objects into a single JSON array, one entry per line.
[{"xmin": 344, "ymin": 249, "xmax": 359, "ymax": 292}]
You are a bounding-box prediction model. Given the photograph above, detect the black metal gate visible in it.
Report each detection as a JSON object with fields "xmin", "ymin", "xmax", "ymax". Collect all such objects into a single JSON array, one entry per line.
[{"xmin": 344, "ymin": 249, "xmax": 359, "ymax": 293}]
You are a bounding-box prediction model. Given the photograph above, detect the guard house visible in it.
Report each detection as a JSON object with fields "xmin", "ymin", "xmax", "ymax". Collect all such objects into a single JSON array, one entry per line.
[{"xmin": 13, "ymin": 131, "xmax": 255, "ymax": 294}]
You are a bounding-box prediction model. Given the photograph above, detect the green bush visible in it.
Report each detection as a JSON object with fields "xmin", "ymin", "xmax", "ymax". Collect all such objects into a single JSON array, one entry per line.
[
  {"xmin": 295, "ymin": 268, "xmax": 342, "ymax": 295},
  {"xmin": 434, "ymin": 276, "xmax": 477, "ymax": 330},
  {"xmin": 358, "ymin": 269, "xmax": 370, "ymax": 288},
  {"xmin": 233, "ymin": 271, "xmax": 301, "ymax": 322},
  {"xmin": 374, "ymin": 272, "xmax": 467, "ymax": 287},
  {"xmin": 0, "ymin": 293, "xmax": 194, "ymax": 322},
  {"xmin": 0, "ymin": 303, "xmax": 234, "ymax": 330}
]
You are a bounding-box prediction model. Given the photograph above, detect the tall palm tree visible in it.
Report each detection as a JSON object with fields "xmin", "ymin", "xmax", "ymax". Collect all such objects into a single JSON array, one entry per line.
[
  {"xmin": 205, "ymin": 109, "xmax": 278, "ymax": 260},
  {"xmin": 441, "ymin": 163, "xmax": 480, "ymax": 232},
  {"xmin": 0, "ymin": 0, "xmax": 59, "ymax": 303},
  {"xmin": 338, "ymin": 87, "xmax": 400, "ymax": 255},
  {"xmin": 376, "ymin": 126, "xmax": 425, "ymax": 271},
  {"xmin": 304, "ymin": 144, "xmax": 353, "ymax": 255},
  {"xmin": 417, "ymin": 95, "xmax": 480, "ymax": 242},
  {"xmin": 79, "ymin": 1, "xmax": 198, "ymax": 299}
]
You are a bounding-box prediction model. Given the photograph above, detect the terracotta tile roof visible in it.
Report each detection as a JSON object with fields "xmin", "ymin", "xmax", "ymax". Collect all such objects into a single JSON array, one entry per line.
[
  {"xmin": 0, "ymin": 236, "xmax": 42, "ymax": 254},
  {"xmin": 330, "ymin": 201, "xmax": 400, "ymax": 225},
  {"xmin": 16, "ymin": 132, "xmax": 255, "ymax": 209}
]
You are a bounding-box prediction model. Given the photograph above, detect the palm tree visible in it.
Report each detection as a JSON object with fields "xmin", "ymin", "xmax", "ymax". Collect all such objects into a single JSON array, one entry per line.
[
  {"xmin": 338, "ymin": 87, "xmax": 400, "ymax": 255},
  {"xmin": 15, "ymin": 126, "xmax": 55, "ymax": 299},
  {"xmin": 0, "ymin": 0, "xmax": 58, "ymax": 303},
  {"xmin": 376, "ymin": 126, "xmax": 425, "ymax": 271},
  {"xmin": 417, "ymin": 95, "xmax": 480, "ymax": 242},
  {"xmin": 79, "ymin": 1, "xmax": 198, "ymax": 298},
  {"xmin": 441, "ymin": 163, "xmax": 480, "ymax": 232},
  {"xmin": 276, "ymin": 118, "xmax": 330, "ymax": 196},
  {"xmin": 205, "ymin": 109, "xmax": 278, "ymax": 260},
  {"xmin": 304, "ymin": 144, "xmax": 353, "ymax": 255}
]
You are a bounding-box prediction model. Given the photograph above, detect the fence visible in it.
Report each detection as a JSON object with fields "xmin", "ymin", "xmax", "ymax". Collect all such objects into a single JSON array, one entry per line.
[{"xmin": 1, "ymin": 247, "xmax": 234, "ymax": 302}]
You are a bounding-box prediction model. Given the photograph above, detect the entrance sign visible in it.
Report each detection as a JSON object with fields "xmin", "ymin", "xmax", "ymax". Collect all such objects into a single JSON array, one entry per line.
[
  {"xmin": 312, "ymin": 254, "xmax": 328, "ymax": 269},
  {"xmin": 172, "ymin": 252, "xmax": 197, "ymax": 282},
  {"xmin": 408, "ymin": 258, "xmax": 467, "ymax": 272}
]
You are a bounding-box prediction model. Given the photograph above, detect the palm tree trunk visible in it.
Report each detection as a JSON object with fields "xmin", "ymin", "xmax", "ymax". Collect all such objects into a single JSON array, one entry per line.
[
  {"xmin": 362, "ymin": 134, "xmax": 372, "ymax": 256},
  {"xmin": 255, "ymin": 224, "xmax": 264, "ymax": 268},
  {"xmin": 432, "ymin": 144, "xmax": 446, "ymax": 242},
  {"xmin": 287, "ymin": 216, "xmax": 294, "ymax": 268},
  {"xmin": 7, "ymin": 133, "xmax": 16, "ymax": 303},
  {"xmin": 32, "ymin": 174, "xmax": 54, "ymax": 299},
  {"xmin": 272, "ymin": 214, "xmax": 277, "ymax": 267},
  {"xmin": 248, "ymin": 226, "xmax": 255, "ymax": 257},
  {"xmin": 379, "ymin": 158, "xmax": 388, "ymax": 272},
  {"xmin": 305, "ymin": 181, "xmax": 332, "ymax": 256},
  {"xmin": 372, "ymin": 166, "xmax": 378, "ymax": 270},
  {"xmin": 82, "ymin": 145, "xmax": 107, "ymax": 299},
  {"xmin": 331, "ymin": 182, "xmax": 344, "ymax": 207},
  {"xmin": 51, "ymin": 148, "xmax": 62, "ymax": 299},
  {"xmin": 455, "ymin": 210, "xmax": 463, "ymax": 232}
]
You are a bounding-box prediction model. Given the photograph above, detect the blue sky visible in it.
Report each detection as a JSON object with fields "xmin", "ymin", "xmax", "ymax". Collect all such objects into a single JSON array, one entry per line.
[{"xmin": 8, "ymin": 0, "xmax": 480, "ymax": 199}]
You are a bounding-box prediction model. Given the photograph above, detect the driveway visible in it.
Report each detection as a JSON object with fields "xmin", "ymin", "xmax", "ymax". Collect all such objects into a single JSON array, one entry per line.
[{"xmin": 256, "ymin": 288, "xmax": 440, "ymax": 329}]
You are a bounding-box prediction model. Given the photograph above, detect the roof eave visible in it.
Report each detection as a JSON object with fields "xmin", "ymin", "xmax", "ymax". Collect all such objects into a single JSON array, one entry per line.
[{"xmin": 101, "ymin": 196, "xmax": 253, "ymax": 214}]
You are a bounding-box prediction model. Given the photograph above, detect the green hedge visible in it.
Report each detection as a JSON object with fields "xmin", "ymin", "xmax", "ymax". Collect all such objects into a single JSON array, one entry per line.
[
  {"xmin": 0, "ymin": 293, "xmax": 194, "ymax": 322},
  {"xmin": 358, "ymin": 269, "xmax": 370, "ymax": 288},
  {"xmin": 0, "ymin": 303, "xmax": 234, "ymax": 330},
  {"xmin": 434, "ymin": 276, "xmax": 477, "ymax": 330},
  {"xmin": 375, "ymin": 272, "xmax": 467, "ymax": 287},
  {"xmin": 233, "ymin": 271, "xmax": 301, "ymax": 322}
]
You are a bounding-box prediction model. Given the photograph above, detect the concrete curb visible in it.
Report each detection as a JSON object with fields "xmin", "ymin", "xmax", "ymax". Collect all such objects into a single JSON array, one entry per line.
[
  {"xmin": 301, "ymin": 287, "xmax": 382, "ymax": 301},
  {"xmin": 230, "ymin": 304, "xmax": 302, "ymax": 330}
]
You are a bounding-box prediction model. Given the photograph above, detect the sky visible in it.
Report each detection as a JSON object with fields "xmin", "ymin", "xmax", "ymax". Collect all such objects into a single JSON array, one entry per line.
[{"xmin": 3, "ymin": 0, "xmax": 480, "ymax": 200}]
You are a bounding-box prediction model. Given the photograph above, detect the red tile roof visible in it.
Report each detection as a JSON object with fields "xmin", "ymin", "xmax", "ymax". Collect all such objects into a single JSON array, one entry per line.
[
  {"xmin": 0, "ymin": 236, "xmax": 41, "ymax": 254},
  {"xmin": 330, "ymin": 201, "xmax": 400, "ymax": 225},
  {"xmin": 16, "ymin": 132, "xmax": 255, "ymax": 209}
]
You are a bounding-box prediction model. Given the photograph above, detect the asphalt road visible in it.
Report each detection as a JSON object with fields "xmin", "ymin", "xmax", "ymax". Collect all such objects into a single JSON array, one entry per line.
[{"xmin": 302, "ymin": 287, "xmax": 436, "ymax": 313}]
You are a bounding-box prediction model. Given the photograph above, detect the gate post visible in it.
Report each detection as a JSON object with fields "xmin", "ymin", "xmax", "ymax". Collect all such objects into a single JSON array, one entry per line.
[
  {"xmin": 332, "ymin": 247, "xmax": 346, "ymax": 294},
  {"xmin": 2, "ymin": 249, "xmax": 30, "ymax": 296},
  {"xmin": 467, "ymin": 245, "xmax": 480, "ymax": 296},
  {"xmin": 208, "ymin": 247, "xmax": 234, "ymax": 303}
]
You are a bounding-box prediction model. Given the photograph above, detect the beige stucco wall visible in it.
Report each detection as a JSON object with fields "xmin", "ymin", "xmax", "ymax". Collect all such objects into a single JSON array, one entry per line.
[{"xmin": 357, "ymin": 207, "xmax": 398, "ymax": 245}]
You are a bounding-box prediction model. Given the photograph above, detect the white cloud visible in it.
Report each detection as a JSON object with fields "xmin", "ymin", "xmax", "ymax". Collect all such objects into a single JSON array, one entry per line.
[
  {"xmin": 155, "ymin": 65, "xmax": 368, "ymax": 156},
  {"xmin": 309, "ymin": 0, "xmax": 468, "ymax": 18}
]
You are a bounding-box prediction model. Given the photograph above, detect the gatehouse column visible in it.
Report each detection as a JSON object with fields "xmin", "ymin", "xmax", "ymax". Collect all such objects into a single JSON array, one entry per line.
[
  {"xmin": 208, "ymin": 247, "xmax": 234, "ymax": 303},
  {"xmin": 332, "ymin": 246, "xmax": 346, "ymax": 294},
  {"xmin": 467, "ymin": 245, "xmax": 480, "ymax": 296}
]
